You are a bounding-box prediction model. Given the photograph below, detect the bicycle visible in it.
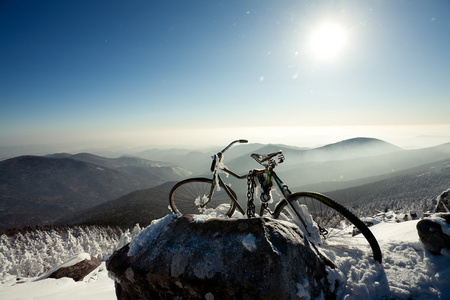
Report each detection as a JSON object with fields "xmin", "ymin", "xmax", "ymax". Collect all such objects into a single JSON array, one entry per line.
[{"xmin": 169, "ymin": 139, "xmax": 382, "ymax": 264}]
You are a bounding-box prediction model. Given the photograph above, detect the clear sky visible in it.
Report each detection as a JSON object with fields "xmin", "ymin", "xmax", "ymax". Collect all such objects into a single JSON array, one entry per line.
[{"xmin": 1, "ymin": 0, "xmax": 450, "ymax": 153}]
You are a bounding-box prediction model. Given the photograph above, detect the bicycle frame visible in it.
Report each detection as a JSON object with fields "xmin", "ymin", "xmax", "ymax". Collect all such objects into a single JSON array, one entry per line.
[
  {"xmin": 203, "ymin": 139, "xmax": 310, "ymax": 230},
  {"xmin": 210, "ymin": 166, "xmax": 310, "ymax": 230}
]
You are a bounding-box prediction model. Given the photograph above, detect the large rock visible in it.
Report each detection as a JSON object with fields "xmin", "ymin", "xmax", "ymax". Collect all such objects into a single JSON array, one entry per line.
[
  {"xmin": 107, "ymin": 215, "xmax": 341, "ymax": 299},
  {"xmin": 417, "ymin": 213, "xmax": 450, "ymax": 254},
  {"xmin": 434, "ymin": 189, "xmax": 450, "ymax": 213},
  {"xmin": 47, "ymin": 253, "xmax": 101, "ymax": 281}
]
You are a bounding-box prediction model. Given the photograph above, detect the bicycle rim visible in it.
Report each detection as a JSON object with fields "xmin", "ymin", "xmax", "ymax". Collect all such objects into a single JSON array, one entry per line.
[
  {"xmin": 169, "ymin": 178, "xmax": 236, "ymax": 217},
  {"xmin": 274, "ymin": 192, "xmax": 382, "ymax": 264}
]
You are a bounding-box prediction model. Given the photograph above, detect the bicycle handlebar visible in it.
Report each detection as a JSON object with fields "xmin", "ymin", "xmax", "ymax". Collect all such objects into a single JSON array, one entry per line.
[
  {"xmin": 210, "ymin": 139, "xmax": 284, "ymax": 175},
  {"xmin": 220, "ymin": 139, "xmax": 248, "ymax": 153},
  {"xmin": 211, "ymin": 139, "xmax": 248, "ymax": 172}
]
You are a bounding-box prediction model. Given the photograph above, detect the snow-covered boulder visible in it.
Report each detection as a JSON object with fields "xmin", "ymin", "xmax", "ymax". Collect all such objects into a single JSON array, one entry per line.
[
  {"xmin": 42, "ymin": 253, "xmax": 101, "ymax": 282},
  {"xmin": 417, "ymin": 213, "xmax": 450, "ymax": 255},
  {"xmin": 106, "ymin": 214, "xmax": 341, "ymax": 299},
  {"xmin": 434, "ymin": 189, "xmax": 450, "ymax": 213}
]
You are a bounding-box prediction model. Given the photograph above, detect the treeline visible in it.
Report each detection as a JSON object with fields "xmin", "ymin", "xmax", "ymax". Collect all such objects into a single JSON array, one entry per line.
[
  {"xmin": 0, "ymin": 224, "xmax": 142, "ymax": 279},
  {"xmin": 346, "ymin": 194, "xmax": 436, "ymax": 219},
  {"xmin": 326, "ymin": 175, "xmax": 446, "ymax": 218}
]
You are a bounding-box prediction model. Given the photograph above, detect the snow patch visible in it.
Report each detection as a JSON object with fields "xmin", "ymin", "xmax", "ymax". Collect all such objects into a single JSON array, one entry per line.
[
  {"xmin": 428, "ymin": 213, "xmax": 450, "ymax": 236},
  {"xmin": 296, "ymin": 279, "xmax": 311, "ymax": 299},
  {"xmin": 128, "ymin": 214, "xmax": 178, "ymax": 257},
  {"xmin": 194, "ymin": 195, "xmax": 209, "ymax": 210},
  {"xmin": 191, "ymin": 204, "xmax": 232, "ymax": 222},
  {"xmin": 242, "ymin": 234, "xmax": 257, "ymax": 252}
]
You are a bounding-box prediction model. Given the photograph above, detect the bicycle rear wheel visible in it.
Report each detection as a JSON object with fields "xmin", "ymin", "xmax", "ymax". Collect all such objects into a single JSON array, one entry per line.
[
  {"xmin": 169, "ymin": 178, "xmax": 236, "ymax": 217},
  {"xmin": 274, "ymin": 192, "xmax": 382, "ymax": 264}
]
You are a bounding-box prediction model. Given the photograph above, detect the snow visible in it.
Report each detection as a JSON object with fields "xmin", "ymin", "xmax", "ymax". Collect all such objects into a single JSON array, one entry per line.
[
  {"xmin": 127, "ymin": 214, "xmax": 178, "ymax": 257},
  {"xmin": 1, "ymin": 209, "xmax": 450, "ymax": 299},
  {"xmin": 429, "ymin": 213, "xmax": 450, "ymax": 236},
  {"xmin": 242, "ymin": 234, "xmax": 257, "ymax": 252},
  {"xmin": 0, "ymin": 262, "xmax": 115, "ymax": 300}
]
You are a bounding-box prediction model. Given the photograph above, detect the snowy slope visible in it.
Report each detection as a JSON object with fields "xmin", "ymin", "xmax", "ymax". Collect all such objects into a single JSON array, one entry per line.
[
  {"xmin": 0, "ymin": 261, "xmax": 115, "ymax": 300},
  {"xmin": 1, "ymin": 212, "xmax": 449, "ymax": 299}
]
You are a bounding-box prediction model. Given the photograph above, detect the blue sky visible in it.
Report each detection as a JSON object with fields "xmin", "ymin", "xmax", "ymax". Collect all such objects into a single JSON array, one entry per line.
[{"xmin": 1, "ymin": 0, "xmax": 450, "ymax": 152}]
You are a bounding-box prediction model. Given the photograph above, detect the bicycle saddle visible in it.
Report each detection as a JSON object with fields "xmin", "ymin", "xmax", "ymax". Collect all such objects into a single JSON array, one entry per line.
[{"xmin": 251, "ymin": 150, "xmax": 284, "ymax": 166}]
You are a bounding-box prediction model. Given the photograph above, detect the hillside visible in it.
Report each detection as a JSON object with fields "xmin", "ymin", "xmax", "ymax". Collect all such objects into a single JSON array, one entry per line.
[
  {"xmin": 274, "ymin": 141, "xmax": 450, "ymax": 190},
  {"xmin": 0, "ymin": 155, "xmax": 185, "ymax": 230},
  {"xmin": 324, "ymin": 158, "xmax": 450, "ymax": 217},
  {"xmin": 56, "ymin": 182, "xmax": 175, "ymax": 228},
  {"xmin": 47, "ymin": 152, "xmax": 192, "ymax": 181}
]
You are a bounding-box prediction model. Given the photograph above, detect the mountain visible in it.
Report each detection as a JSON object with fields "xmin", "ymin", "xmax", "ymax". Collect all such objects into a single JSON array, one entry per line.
[
  {"xmin": 0, "ymin": 155, "xmax": 188, "ymax": 230},
  {"xmin": 189, "ymin": 137, "xmax": 401, "ymax": 179},
  {"xmin": 135, "ymin": 138, "xmax": 399, "ymax": 176},
  {"xmin": 276, "ymin": 141, "xmax": 450, "ymax": 191},
  {"xmin": 312, "ymin": 137, "xmax": 402, "ymax": 159},
  {"xmin": 56, "ymin": 182, "xmax": 175, "ymax": 228},
  {"xmin": 324, "ymin": 158, "xmax": 450, "ymax": 217},
  {"xmin": 134, "ymin": 143, "xmax": 298, "ymax": 176},
  {"xmin": 136, "ymin": 148, "xmax": 210, "ymax": 175},
  {"xmin": 46, "ymin": 152, "xmax": 192, "ymax": 181}
]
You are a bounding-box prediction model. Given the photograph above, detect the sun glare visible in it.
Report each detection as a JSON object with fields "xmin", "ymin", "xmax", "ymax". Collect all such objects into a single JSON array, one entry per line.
[{"xmin": 309, "ymin": 22, "xmax": 347, "ymax": 60}]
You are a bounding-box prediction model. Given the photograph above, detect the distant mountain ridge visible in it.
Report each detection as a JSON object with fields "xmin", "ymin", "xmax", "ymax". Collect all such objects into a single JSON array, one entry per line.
[
  {"xmin": 47, "ymin": 152, "xmax": 172, "ymax": 168},
  {"xmin": 136, "ymin": 137, "xmax": 404, "ymax": 176},
  {"xmin": 221, "ymin": 137, "xmax": 403, "ymax": 177},
  {"xmin": 316, "ymin": 137, "xmax": 402, "ymax": 155},
  {"xmin": 46, "ymin": 152, "xmax": 192, "ymax": 181}
]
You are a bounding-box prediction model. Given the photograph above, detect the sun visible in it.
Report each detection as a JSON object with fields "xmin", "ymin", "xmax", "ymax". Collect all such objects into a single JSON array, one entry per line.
[{"xmin": 308, "ymin": 22, "xmax": 347, "ymax": 60}]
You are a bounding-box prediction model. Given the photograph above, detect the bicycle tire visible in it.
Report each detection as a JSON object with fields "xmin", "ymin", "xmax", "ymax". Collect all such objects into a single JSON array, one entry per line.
[
  {"xmin": 169, "ymin": 177, "xmax": 236, "ymax": 217},
  {"xmin": 274, "ymin": 192, "xmax": 382, "ymax": 264}
]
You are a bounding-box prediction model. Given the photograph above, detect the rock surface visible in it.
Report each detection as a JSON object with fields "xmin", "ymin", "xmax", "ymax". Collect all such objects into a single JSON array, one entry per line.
[
  {"xmin": 417, "ymin": 213, "xmax": 450, "ymax": 254},
  {"xmin": 107, "ymin": 214, "xmax": 341, "ymax": 299}
]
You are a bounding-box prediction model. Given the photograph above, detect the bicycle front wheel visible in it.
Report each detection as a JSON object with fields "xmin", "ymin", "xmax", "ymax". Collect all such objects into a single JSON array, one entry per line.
[
  {"xmin": 274, "ymin": 192, "xmax": 382, "ymax": 264},
  {"xmin": 169, "ymin": 178, "xmax": 236, "ymax": 217}
]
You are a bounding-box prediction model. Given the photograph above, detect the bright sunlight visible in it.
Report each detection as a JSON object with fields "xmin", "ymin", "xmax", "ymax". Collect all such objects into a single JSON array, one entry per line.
[{"xmin": 308, "ymin": 22, "xmax": 347, "ymax": 60}]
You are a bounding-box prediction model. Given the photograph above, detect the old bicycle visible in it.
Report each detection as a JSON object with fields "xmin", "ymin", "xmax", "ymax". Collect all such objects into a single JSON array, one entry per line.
[{"xmin": 169, "ymin": 139, "xmax": 382, "ymax": 263}]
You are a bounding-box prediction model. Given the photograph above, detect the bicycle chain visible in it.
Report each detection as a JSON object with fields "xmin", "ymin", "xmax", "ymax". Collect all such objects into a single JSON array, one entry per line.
[{"xmin": 246, "ymin": 170, "xmax": 256, "ymax": 218}]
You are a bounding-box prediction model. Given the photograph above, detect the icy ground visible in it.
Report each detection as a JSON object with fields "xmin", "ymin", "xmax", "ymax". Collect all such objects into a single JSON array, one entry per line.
[{"xmin": 1, "ymin": 210, "xmax": 449, "ymax": 299}]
